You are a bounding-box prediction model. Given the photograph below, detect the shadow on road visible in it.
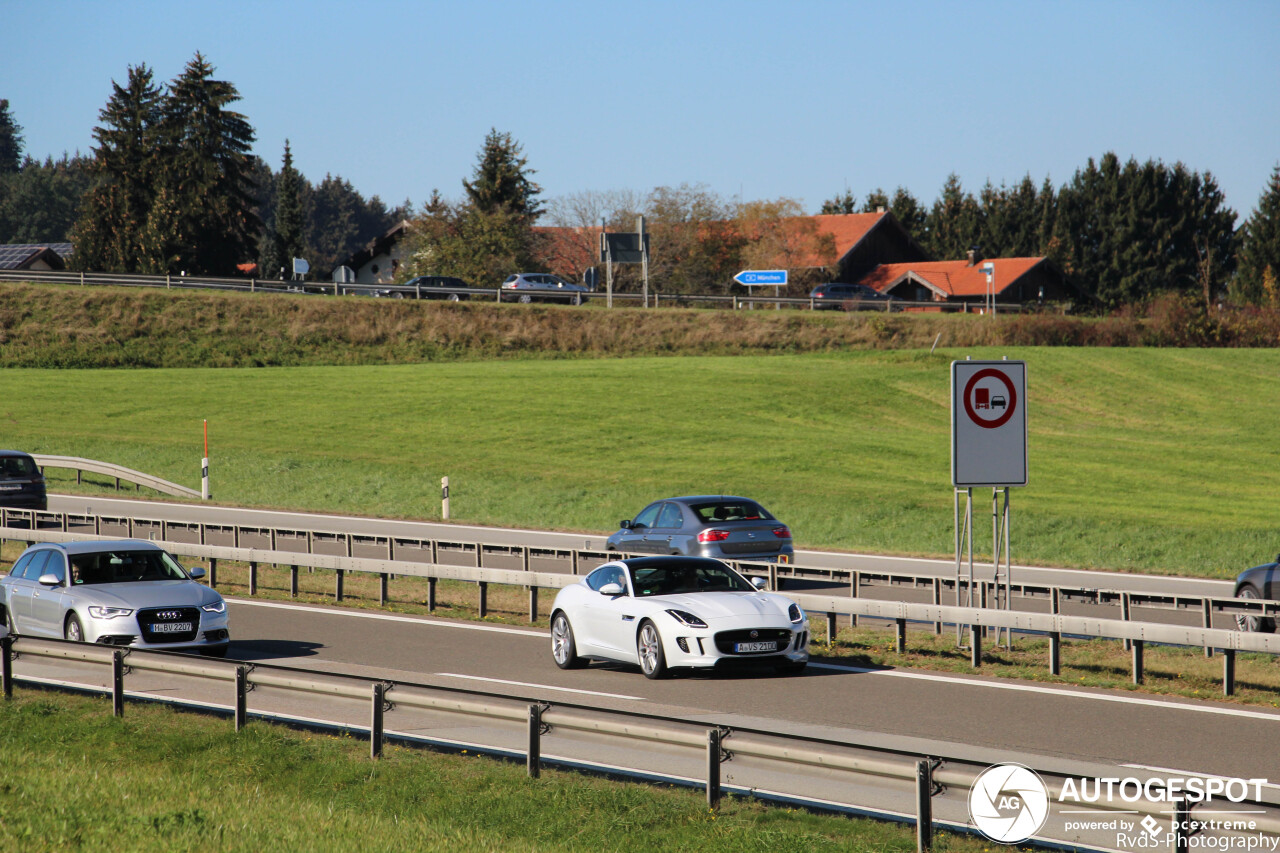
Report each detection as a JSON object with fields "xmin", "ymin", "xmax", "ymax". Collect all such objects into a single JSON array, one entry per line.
[{"xmin": 228, "ymin": 639, "xmax": 325, "ymax": 661}]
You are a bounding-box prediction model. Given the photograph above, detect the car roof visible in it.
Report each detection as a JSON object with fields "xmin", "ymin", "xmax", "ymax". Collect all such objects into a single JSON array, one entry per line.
[
  {"xmin": 611, "ymin": 555, "xmax": 731, "ymax": 570},
  {"xmin": 0, "ymin": 450, "xmax": 35, "ymax": 458},
  {"xmin": 24, "ymin": 539, "xmax": 165, "ymax": 556},
  {"xmin": 659, "ymin": 495, "xmax": 758, "ymax": 504}
]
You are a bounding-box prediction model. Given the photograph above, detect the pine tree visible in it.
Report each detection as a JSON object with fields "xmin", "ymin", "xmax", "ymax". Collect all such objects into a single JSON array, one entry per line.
[
  {"xmin": 889, "ymin": 187, "xmax": 927, "ymax": 241},
  {"xmin": 819, "ymin": 189, "xmax": 857, "ymax": 215},
  {"xmin": 462, "ymin": 129, "xmax": 543, "ymax": 223},
  {"xmin": 272, "ymin": 140, "xmax": 306, "ymax": 276},
  {"xmin": 0, "ymin": 99, "xmax": 23, "ymax": 174},
  {"xmin": 860, "ymin": 188, "xmax": 890, "ymax": 213},
  {"xmin": 923, "ymin": 174, "xmax": 981, "ymax": 259},
  {"xmin": 153, "ymin": 52, "xmax": 260, "ymax": 275},
  {"xmin": 1235, "ymin": 165, "xmax": 1280, "ymax": 304}
]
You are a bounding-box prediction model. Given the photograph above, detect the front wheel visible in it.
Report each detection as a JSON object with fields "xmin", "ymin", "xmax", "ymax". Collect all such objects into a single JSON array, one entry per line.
[
  {"xmin": 1236, "ymin": 585, "xmax": 1275, "ymax": 632},
  {"xmin": 518, "ymin": 293, "xmax": 533, "ymax": 304},
  {"xmin": 551, "ymin": 612, "xmax": 585, "ymax": 669},
  {"xmin": 65, "ymin": 613, "xmax": 85, "ymax": 643},
  {"xmin": 447, "ymin": 293, "xmax": 461, "ymax": 302},
  {"xmin": 637, "ymin": 620, "xmax": 668, "ymax": 679}
]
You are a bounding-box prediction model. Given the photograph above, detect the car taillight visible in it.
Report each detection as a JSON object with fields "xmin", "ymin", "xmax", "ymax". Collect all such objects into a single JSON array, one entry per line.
[
  {"xmin": 772, "ymin": 526, "xmax": 791, "ymax": 538},
  {"xmin": 698, "ymin": 529, "xmax": 731, "ymax": 543}
]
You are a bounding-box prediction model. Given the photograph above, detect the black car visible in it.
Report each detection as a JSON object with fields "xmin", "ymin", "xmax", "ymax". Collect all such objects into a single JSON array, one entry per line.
[
  {"xmin": 0, "ymin": 450, "xmax": 46, "ymax": 511},
  {"xmin": 404, "ymin": 275, "xmax": 472, "ymax": 301},
  {"xmin": 809, "ymin": 282, "xmax": 900, "ymax": 311},
  {"xmin": 1234, "ymin": 556, "xmax": 1279, "ymax": 632}
]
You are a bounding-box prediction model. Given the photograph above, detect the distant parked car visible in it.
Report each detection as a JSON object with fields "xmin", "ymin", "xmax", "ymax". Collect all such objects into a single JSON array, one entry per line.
[
  {"xmin": 500, "ymin": 273, "xmax": 591, "ymax": 305},
  {"xmin": 809, "ymin": 282, "xmax": 900, "ymax": 311},
  {"xmin": 0, "ymin": 450, "xmax": 46, "ymax": 511},
  {"xmin": 404, "ymin": 275, "xmax": 472, "ymax": 302},
  {"xmin": 1234, "ymin": 556, "xmax": 1278, "ymax": 632},
  {"xmin": 607, "ymin": 496, "xmax": 793, "ymax": 563},
  {"xmin": 0, "ymin": 540, "xmax": 229, "ymax": 656}
]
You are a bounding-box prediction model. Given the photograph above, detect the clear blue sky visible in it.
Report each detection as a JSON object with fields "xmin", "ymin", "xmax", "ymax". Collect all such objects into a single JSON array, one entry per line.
[{"xmin": 4, "ymin": 1, "xmax": 1278, "ymax": 219}]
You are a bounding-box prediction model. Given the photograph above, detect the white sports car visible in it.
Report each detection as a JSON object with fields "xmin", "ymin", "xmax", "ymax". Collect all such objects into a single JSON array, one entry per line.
[{"xmin": 549, "ymin": 556, "xmax": 809, "ymax": 678}]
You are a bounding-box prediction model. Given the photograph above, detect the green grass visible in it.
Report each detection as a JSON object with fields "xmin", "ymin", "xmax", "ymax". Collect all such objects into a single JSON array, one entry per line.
[
  {"xmin": 0, "ymin": 690, "xmax": 985, "ymax": 853},
  {"xmin": 9, "ymin": 346, "xmax": 1280, "ymax": 578}
]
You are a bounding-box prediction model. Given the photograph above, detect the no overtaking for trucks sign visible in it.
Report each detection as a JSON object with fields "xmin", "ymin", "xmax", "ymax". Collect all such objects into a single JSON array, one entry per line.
[{"xmin": 951, "ymin": 360, "xmax": 1027, "ymax": 487}]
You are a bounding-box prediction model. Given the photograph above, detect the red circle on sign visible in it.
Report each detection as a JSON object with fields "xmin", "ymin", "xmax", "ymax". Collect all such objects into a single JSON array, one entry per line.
[{"xmin": 963, "ymin": 369, "xmax": 1017, "ymax": 429}]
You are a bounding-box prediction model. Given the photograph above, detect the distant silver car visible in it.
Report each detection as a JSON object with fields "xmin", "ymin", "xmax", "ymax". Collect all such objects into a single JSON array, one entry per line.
[
  {"xmin": 607, "ymin": 496, "xmax": 794, "ymax": 563},
  {"xmin": 0, "ymin": 540, "xmax": 230, "ymax": 656},
  {"xmin": 500, "ymin": 272, "xmax": 591, "ymax": 305}
]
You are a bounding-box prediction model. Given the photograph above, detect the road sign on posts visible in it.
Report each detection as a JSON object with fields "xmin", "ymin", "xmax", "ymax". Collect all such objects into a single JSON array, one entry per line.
[
  {"xmin": 733, "ymin": 269, "xmax": 788, "ymax": 286},
  {"xmin": 951, "ymin": 359, "xmax": 1027, "ymax": 487}
]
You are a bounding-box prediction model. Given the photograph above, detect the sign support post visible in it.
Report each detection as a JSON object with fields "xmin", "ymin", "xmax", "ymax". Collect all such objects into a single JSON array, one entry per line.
[{"xmin": 951, "ymin": 358, "xmax": 1027, "ymax": 651}]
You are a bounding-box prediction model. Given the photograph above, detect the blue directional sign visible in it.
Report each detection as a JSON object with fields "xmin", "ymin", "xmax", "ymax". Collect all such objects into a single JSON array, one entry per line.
[{"xmin": 733, "ymin": 269, "xmax": 788, "ymax": 286}]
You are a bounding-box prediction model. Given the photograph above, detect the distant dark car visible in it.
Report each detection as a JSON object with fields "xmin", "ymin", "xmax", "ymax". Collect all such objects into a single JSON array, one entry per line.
[
  {"xmin": 607, "ymin": 496, "xmax": 793, "ymax": 563},
  {"xmin": 1234, "ymin": 556, "xmax": 1279, "ymax": 632},
  {"xmin": 0, "ymin": 451, "xmax": 46, "ymax": 511},
  {"xmin": 404, "ymin": 275, "xmax": 472, "ymax": 302},
  {"xmin": 809, "ymin": 282, "xmax": 900, "ymax": 311}
]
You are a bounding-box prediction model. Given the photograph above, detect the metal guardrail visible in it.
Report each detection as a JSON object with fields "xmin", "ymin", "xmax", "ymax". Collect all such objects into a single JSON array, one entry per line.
[
  {"xmin": 2, "ymin": 515, "xmax": 1277, "ymax": 694},
  {"xmin": 5, "ymin": 633, "xmax": 1278, "ymax": 853},
  {"xmin": 31, "ymin": 454, "xmax": 200, "ymax": 499},
  {"xmin": 0, "ymin": 269, "xmax": 1023, "ymax": 313}
]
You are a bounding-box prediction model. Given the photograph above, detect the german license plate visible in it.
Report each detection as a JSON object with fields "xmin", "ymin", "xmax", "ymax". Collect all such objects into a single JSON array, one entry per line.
[
  {"xmin": 151, "ymin": 622, "xmax": 192, "ymax": 634},
  {"xmin": 735, "ymin": 641, "xmax": 777, "ymax": 653},
  {"xmin": 0, "ymin": 484, "xmax": 18, "ymax": 491}
]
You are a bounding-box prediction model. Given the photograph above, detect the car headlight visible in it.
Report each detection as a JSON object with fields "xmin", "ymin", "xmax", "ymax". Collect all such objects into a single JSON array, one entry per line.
[
  {"xmin": 87, "ymin": 606, "xmax": 134, "ymax": 620},
  {"xmin": 201, "ymin": 600, "xmax": 226, "ymax": 614},
  {"xmin": 788, "ymin": 603, "xmax": 804, "ymax": 624},
  {"xmin": 665, "ymin": 609, "xmax": 708, "ymax": 629}
]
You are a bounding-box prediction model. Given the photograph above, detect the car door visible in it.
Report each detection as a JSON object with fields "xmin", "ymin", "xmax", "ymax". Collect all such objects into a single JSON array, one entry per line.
[
  {"xmin": 617, "ymin": 502, "xmax": 661, "ymax": 554},
  {"xmin": 577, "ymin": 565, "xmax": 633, "ymax": 656},
  {"xmin": 29, "ymin": 551, "xmax": 68, "ymax": 636},
  {"xmin": 645, "ymin": 502, "xmax": 686, "ymax": 555},
  {"xmin": 8, "ymin": 551, "xmax": 50, "ymax": 633}
]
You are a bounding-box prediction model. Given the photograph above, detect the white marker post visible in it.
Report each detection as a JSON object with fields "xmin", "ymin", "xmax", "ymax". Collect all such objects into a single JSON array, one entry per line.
[
  {"xmin": 441, "ymin": 476, "xmax": 450, "ymax": 520},
  {"xmin": 201, "ymin": 419, "xmax": 210, "ymax": 500}
]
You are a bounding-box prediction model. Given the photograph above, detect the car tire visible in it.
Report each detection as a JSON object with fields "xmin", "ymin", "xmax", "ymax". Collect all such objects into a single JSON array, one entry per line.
[
  {"xmin": 1236, "ymin": 584, "xmax": 1275, "ymax": 633},
  {"xmin": 570, "ymin": 294, "xmax": 582, "ymax": 306},
  {"xmin": 518, "ymin": 293, "xmax": 533, "ymax": 304},
  {"xmin": 551, "ymin": 612, "xmax": 585, "ymax": 669},
  {"xmin": 637, "ymin": 620, "xmax": 668, "ymax": 680},
  {"xmin": 448, "ymin": 293, "xmax": 461, "ymax": 302},
  {"xmin": 65, "ymin": 613, "xmax": 85, "ymax": 643}
]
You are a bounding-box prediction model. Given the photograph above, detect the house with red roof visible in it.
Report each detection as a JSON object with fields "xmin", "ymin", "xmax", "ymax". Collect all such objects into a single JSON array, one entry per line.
[{"xmin": 856, "ymin": 251, "xmax": 1076, "ymax": 308}]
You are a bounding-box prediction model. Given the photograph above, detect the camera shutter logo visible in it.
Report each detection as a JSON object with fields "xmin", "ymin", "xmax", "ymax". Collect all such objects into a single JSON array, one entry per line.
[{"xmin": 969, "ymin": 763, "xmax": 1051, "ymax": 843}]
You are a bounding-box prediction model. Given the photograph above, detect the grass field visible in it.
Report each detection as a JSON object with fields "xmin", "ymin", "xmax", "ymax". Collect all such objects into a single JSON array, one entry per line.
[
  {"xmin": 8, "ymin": 346, "xmax": 1280, "ymax": 578},
  {"xmin": 0, "ymin": 690, "xmax": 987, "ymax": 853}
]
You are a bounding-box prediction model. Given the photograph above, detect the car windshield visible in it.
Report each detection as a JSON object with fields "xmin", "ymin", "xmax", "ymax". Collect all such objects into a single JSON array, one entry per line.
[
  {"xmin": 689, "ymin": 501, "xmax": 774, "ymax": 523},
  {"xmin": 630, "ymin": 561, "xmax": 754, "ymax": 596},
  {"xmin": 0, "ymin": 456, "xmax": 36, "ymax": 478},
  {"xmin": 70, "ymin": 550, "xmax": 190, "ymax": 585}
]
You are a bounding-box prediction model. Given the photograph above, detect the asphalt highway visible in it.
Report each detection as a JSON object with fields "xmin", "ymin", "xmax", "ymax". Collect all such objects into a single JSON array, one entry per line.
[{"xmin": 224, "ymin": 596, "xmax": 1280, "ymax": 781}]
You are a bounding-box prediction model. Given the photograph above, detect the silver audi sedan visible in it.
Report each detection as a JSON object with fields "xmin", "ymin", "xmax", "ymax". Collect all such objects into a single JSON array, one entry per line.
[
  {"xmin": 0, "ymin": 540, "xmax": 230, "ymax": 656},
  {"xmin": 606, "ymin": 496, "xmax": 794, "ymax": 563}
]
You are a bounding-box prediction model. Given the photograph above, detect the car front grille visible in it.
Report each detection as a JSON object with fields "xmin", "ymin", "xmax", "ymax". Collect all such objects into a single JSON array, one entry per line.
[
  {"xmin": 138, "ymin": 607, "xmax": 199, "ymax": 643},
  {"xmin": 714, "ymin": 628, "xmax": 793, "ymax": 655}
]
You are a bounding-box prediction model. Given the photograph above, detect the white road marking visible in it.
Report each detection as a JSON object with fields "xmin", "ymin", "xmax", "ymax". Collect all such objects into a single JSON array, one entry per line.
[
  {"xmin": 226, "ymin": 598, "xmax": 544, "ymax": 637},
  {"xmin": 434, "ymin": 673, "xmax": 647, "ymax": 701},
  {"xmin": 809, "ymin": 662, "xmax": 1280, "ymax": 722}
]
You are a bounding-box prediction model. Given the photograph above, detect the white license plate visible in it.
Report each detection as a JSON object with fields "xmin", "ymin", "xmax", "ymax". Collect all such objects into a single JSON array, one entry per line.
[
  {"xmin": 0, "ymin": 484, "xmax": 19, "ymax": 491},
  {"xmin": 150, "ymin": 622, "xmax": 192, "ymax": 634},
  {"xmin": 735, "ymin": 641, "xmax": 777, "ymax": 653}
]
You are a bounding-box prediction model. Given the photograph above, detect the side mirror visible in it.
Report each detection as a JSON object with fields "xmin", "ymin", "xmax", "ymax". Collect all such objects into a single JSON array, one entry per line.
[
  {"xmin": 599, "ymin": 582, "xmax": 625, "ymax": 596},
  {"xmin": 750, "ymin": 576, "xmax": 767, "ymax": 590},
  {"xmin": 619, "ymin": 520, "xmax": 632, "ymax": 530},
  {"xmin": 38, "ymin": 573, "xmax": 62, "ymax": 587},
  {"xmin": 188, "ymin": 567, "xmax": 207, "ymax": 580}
]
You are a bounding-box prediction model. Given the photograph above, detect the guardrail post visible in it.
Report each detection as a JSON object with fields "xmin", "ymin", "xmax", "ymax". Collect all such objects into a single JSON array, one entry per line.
[
  {"xmin": 527, "ymin": 703, "xmax": 547, "ymax": 778},
  {"xmin": 1, "ymin": 635, "xmax": 12, "ymax": 699},
  {"xmin": 570, "ymin": 550, "xmax": 580, "ymax": 575},
  {"xmin": 335, "ymin": 569, "xmax": 344, "ymax": 602},
  {"xmin": 916, "ymin": 759, "xmax": 934, "ymax": 853},
  {"xmin": 290, "ymin": 566, "xmax": 298, "ymax": 598},
  {"xmin": 112, "ymin": 650, "xmax": 125, "ymax": 717},
  {"xmin": 1050, "ymin": 587, "xmax": 1062, "ymax": 675},
  {"xmin": 235, "ymin": 665, "xmax": 249, "ymax": 731},
  {"xmin": 427, "ymin": 577, "xmax": 437, "ymax": 612},
  {"xmin": 850, "ymin": 570, "xmax": 860, "ymax": 627},
  {"xmin": 478, "ymin": 582, "xmax": 488, "ymax": 617},
  {"xmin": 1223, "ymin": 649, "xmax": 1236, "ymax": 696},
  {"xmin": 706, "ymin": 728, "xmax": 722, "ymax": 809},
  {"xmin": 970, "ymin": 626, "xmax": 982, "ymax": 667},
  {"xmin": 932, "ymin": 578, "xmax": 942, "ymax": 635},
  {"xmin": 379, "ymin": 573, "xmax": 388, "ymax": 606},
  {"xmin": 208, "ymin": 558, "xmax": 217, "ymax": 588},
  {"xmin": 529, "ymin": 587, "xmax": 538, "ymax": 623},
  {"xmin": 370, "ymin": 683, "xmax": 385, "ymax": 759},
  {"xmin": 895, "ymin": 618, "xmax": 907, "ymax": 653},
  {"xmin": 1121, "ymin": 593, "xmax": 1132, "ymax": 651},
  {"xmin": 522, "ymin": 546, "xmax": 530, "ymax": 572},
  {"xmin": 1174, "ymin": 798, "xmax": 1191, "ymax": 851},
  {"xmin": 249, "ymin": 562, "xmax": 258, "ymax": 596},
  {"xmin": 1131, "ymin": 639, "xmax": 1144, "ymax": 685},
  {"xmin": 1202, "ymin": 599, "xmax": 1214, "ymax": 658}
]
